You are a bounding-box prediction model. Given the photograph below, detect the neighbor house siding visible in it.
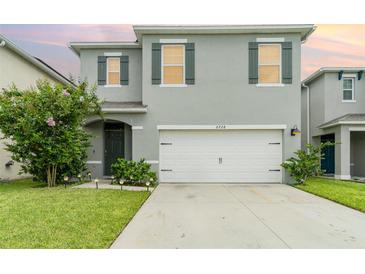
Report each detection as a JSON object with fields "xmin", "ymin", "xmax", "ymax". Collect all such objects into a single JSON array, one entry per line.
[
  {"xmin": 324, "ymin": 72, "xmax": 365, "ymax": 122},
  {"xmin": 308, "ymin": 74, "xmax": 326, "ymax": 138}
]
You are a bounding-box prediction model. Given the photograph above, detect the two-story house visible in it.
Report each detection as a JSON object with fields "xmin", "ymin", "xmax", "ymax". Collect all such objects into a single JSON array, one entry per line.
[
  {"xmin": 301, "ymin": 67, "xmax": 365, "ymax": 180},
  {"xmin": 70, "ymin": 24, "xmax": 315, "ymax": 184},
  {"xmin": 0, "ymin": 34, "xmax": 72, "ymax": 181}
]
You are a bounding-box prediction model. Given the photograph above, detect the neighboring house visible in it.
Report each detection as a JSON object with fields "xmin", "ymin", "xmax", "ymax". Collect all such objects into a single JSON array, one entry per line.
[
  {"xmin": 70, "ymin": 24, "xmax": 315, "ymax": 184},
  {"xmin": 0, "ymin": 34, "xmax": 72, "ymax": 181},
  {"xmin": 301, "ymin": 67, "xmax": 365, "ymax": 180}
]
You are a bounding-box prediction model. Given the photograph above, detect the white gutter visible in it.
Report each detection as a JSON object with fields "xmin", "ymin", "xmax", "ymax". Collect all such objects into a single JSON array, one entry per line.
[{"xmin": 302, "ymin": 83, "xmax": 310, "ymax": 148}]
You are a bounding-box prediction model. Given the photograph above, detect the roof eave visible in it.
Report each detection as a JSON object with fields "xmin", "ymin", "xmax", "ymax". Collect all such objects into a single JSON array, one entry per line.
[
  {"xmin": 133, "ymin": 24, "xmax": 316, "ymax": 42},
  {"xmin": 303, "ymin": 67, "xmax": 365, "ymax": 85},
  {"xmin": 0, "ymin": 34, "xmax": 73, "ymax": 86},
  {"xmin": 69, "ymin": 42, "xmax": 141, "ymax": 55}
]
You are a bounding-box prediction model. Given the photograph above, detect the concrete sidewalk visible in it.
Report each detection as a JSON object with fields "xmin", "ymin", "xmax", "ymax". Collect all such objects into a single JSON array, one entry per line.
[{"xmin": 111, "ymin": 184, "xmax": 365, "ymax": 248}]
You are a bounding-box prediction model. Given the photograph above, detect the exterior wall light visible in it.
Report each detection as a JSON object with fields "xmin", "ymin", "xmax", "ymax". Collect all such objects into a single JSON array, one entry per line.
[
  {"xmin": 63, "ymin": 176, "xmax": 69, "ymax": 188},
  {"xmin": 5, "ymin": 160, "xmax": 14, "ymax": 167},
  {"xmin": 291, "ymin": 125, "xmax": 301, "ymax": 136}
]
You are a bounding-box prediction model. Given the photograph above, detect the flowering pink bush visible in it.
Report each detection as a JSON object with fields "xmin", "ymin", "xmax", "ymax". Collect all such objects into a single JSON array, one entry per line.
[
  {"xmin": 46, "ymin": 117, "xmax": 56, "ymax": 127},
  {"xmin": 0, "ymin": 80, "xmax": 102, "ymax": 187},
  {"xmin": 63, "ymin": 90, "xmax": 70, "ymax": 97}
]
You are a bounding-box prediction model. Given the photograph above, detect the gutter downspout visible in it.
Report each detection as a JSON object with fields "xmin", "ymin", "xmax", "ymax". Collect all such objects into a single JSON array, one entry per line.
[{"xmin": 302, "ymin": 83, "xmax": 310, "ymax": 151}]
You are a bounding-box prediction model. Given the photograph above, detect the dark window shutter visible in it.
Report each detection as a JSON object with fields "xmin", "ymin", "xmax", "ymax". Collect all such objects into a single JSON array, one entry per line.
[
  {"xmin": 97, "ymin": 56, "xmax": 107, "ymax": 85},
  {"xmin": 281, "ymin": 42, "xmax": 292, "ymax": 84},
  {"xmin": 248, "ymin": 42, "xmax": 259, "ymax": 84},
  {"xmin": 152, "ymin": 43, "xmax": 161, "ymax": 84},
  {"xmin": 120, "ymin": 56, "xmax": 129, "ymax": 85},
  {"xmin": 185, "ymin": 43, "xmax": 195, "ymax": 84}
]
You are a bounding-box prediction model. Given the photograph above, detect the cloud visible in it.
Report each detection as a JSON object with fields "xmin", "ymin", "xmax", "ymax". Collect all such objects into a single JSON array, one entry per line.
[
  {"xmin": 302, "ymin": 24, "xmax": 365, "ymax": 78},
  {"xmin": 1, "ymin": 24, "xmax": 365, "ymax": 80}
]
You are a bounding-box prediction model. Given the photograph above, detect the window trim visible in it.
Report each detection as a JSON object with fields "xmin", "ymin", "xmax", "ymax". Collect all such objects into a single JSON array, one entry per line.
[
  {"xmin": 342, "ymin": 77, "xmax": 355, "ymax": 102},
  {"xmin": 161, "ymin": 44, "xmax": 185, "ymax": 86},
  {"xmin": 106, "ymin": 57, "xmax": 120, "ymax": 86},
  {"xmin": 258, "ymin": 43, "xmax": 282, "ymax": 85}
]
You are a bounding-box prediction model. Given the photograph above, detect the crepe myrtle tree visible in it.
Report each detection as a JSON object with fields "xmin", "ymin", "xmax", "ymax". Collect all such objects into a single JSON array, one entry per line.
[{"xmin": 0, "ymin": 80, "xmax": 102, "ymax": 187}]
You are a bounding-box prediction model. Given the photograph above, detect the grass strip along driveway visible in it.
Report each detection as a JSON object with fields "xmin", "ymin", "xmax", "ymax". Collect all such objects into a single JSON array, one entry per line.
[
  {"xmin": 0, "ymin": 180, "xmax": 149, "ymax": 248},
  {"xmin": 296, "ymin": 177, "xmax": 365, "ymax": 213}
]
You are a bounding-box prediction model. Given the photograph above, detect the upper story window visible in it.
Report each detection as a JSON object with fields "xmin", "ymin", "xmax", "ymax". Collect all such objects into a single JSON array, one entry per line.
[
  {"xmin": 342, "ymin": 77, "xmax": 355, "ymax": 101},
  {"xmin": 107, "ymin": 57, "xmax": 120, "ymax": 85},
  {"xmin": 258, "ymin": 44, "xmax": 281, "ymax": 84},
  {"xmin": 162, "ymin": 45, "xmax": 185, "ymax": 85}
]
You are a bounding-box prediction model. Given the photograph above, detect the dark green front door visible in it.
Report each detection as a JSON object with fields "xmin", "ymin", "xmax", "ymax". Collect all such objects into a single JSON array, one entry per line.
[
  {"xmin": 321, "ymin": 134, "xmax": 335, "ymax": 174},
  {"xmin": 104, "ymin": 123, "xmax": 124, "ymax": 176}
]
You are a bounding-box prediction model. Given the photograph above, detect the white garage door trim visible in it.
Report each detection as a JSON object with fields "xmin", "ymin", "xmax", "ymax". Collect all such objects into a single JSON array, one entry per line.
[
  {"xmin": 157, "ymin": 124, "xmax": 287, "ymax": 130},
  {"xmin": 158, "ymin": 125, "xmax": 285, "ymax": 184}
]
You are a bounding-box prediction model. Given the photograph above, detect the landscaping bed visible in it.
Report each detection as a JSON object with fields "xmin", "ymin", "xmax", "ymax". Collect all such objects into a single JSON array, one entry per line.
[
  {"xmin": 295, "ymin": 177, "xmax": 365, "ymax": 213},
  {"xmin": 0, "ymin": 179, "xmax": 149, "ymax": 248}
]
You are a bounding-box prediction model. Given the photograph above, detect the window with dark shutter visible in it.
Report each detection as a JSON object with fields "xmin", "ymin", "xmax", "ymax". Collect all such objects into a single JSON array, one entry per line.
[
  {"xmin": 97, "ymin": 56, "xmax": 107, "ymax": 85},
  {"xmin": 120, "ymin": 56, "xmax": 129, "ymax": 85},
  {"xmin": 152, "ymin": 43, "xmax": 162, "ymax": 84}
]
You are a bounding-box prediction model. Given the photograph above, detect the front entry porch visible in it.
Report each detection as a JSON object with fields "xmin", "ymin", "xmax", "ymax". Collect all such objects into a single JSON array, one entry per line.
[
  {"xmin": 84, "ymin": 119, "xmax": 132, "ymax": 179},
  {"xmin": 315, "ymin": 119, "xmax": 365, "ymax": 180}
]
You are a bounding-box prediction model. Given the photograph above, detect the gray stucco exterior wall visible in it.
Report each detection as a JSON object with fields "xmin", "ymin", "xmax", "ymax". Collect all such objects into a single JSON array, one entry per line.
[
  {"xmin": 80, "ymin": 33, "xmax": 304, "ymax": 183},
  {"xmin": 80, "ymin": 48, "xmax": 142, "ymax": 102},
  {"xmin": 351, "ymin": 132, "xmax": 365, "ymax": 177},
  {"xmin": 302, "ymin": 70, "xmax": 365, "ymax": 179},
  {"xmin": 324, "ymin": 72, "xmax": 365, "ymax": 121}
]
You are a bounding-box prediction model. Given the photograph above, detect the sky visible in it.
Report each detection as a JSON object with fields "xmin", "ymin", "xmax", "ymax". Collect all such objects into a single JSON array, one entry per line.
[{"xmin": 1, "ymin": 24, "xmax": 364, "ymax": 80}]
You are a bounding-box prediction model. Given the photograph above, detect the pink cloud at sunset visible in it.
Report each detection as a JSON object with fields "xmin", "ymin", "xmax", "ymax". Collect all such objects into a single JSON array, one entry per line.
[
  {"xmin": 302, "ymin": 25, "xmax": 365, "ymax": 78},
  {"xmin": 1, "ymin": 24, "xmax": 364, "ymax": 80}
]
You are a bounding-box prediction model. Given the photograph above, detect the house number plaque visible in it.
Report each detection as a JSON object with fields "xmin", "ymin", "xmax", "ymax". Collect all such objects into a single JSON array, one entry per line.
[{"xmin": 216, "ymin": 125, "xmax": 226, "ymax": 129}]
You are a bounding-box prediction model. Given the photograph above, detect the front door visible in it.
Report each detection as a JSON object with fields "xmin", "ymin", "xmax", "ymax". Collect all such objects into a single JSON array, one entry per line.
[
  {"xmin": 104, "ymin": 123, "xmax": 124, "ymax": 176},
  {"xmin": 321, "ymin": 134, "xmax": 335, "ymax": 174}
]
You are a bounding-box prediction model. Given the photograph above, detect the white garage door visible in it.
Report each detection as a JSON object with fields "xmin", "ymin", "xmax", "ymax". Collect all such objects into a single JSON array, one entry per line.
[{"xmin": 159, "ymin": 129, "xmax": 283, "ymax": 183}]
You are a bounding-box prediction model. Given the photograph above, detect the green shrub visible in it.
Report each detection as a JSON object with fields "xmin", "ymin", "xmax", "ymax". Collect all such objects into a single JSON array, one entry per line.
[
  {"xmin": 0, "ymin": 80, "xmax": 101, "ymax": 187},
  {"xmin": 281, "ymin": 142, "xmax": 335, "ymax": 184},
  {"xmin": 111, "ymin": 158, "xmax": 157, "ymax": 186}
]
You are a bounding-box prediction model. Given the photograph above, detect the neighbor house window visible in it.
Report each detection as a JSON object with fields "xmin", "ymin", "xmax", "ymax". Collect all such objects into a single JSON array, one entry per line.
[
  {"xmin": 107, "ymin": 58, "xmax": 120, "ymax": 85},
  {"xmin": 162, "ymin": 45, "xmax": 185, "ymax": 85},
  {"xmin": 258, "ymin": 44, "xmax": 281, "ymax": 84},
  {"xmin": 343, "ymin": 77, "xmax": 355, "ymax": 101}
]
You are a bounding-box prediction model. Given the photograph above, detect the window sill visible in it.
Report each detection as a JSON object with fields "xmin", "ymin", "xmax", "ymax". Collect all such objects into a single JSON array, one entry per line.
[
  {"xmin": 342, "ymin": 100, "xmax": 356, "ymax": 103},
  {"xmin": 159, "ymin": 84, "xmax": 188, "ymax": 88},
  {"xmin": 103, "ymin": 84, "xmax": 123, "ymax": 88},
  {"xmin": 256, "ymin": 83, "xmax": 285, "ymax": 87}
]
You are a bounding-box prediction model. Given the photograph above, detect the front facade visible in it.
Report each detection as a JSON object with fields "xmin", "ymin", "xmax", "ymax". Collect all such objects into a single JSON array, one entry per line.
[
  {"xmin": 70, "ymin": 24, "xmax": 315, "ymax": 184},
  {"xmin": 301, "ymin": 68, "xmax": 365, "ymax": 180},
  {"xmin": 0, "ymin": 34, "xmax": 71, "ymax": 181}
]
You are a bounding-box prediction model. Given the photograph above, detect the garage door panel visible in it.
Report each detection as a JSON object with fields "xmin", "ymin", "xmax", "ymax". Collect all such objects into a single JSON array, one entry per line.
[{"xmin": 159, "ymin": 129, "xmax": 283, "ymax": 183}]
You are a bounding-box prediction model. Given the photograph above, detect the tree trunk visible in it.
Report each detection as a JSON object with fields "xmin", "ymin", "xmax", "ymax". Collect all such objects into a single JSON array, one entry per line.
[{"xmin": 47, "ymin": 165, "xmax": 58, "ymax": 187}]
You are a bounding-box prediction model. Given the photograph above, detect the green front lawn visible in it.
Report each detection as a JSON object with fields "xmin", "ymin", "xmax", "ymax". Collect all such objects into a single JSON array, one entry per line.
[
  {"xmin": 0, "ymin": 179, "xmax": 149, "ymax": 248},
  {"xmin": 295, "ymin": 177, "xmax": 365, "ymax": 213}
]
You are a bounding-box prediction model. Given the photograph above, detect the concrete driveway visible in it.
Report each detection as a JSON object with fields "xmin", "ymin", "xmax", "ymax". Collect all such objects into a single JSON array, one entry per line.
[{"xmin": 111, "ymin": 184, "xmax": 365, "ymax": 248}]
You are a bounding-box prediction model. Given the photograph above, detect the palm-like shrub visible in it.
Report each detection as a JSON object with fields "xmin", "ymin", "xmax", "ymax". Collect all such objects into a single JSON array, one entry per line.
[{"xmin": 281, "ymin": 142, "xmax": 335, "ymax": 184}]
